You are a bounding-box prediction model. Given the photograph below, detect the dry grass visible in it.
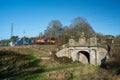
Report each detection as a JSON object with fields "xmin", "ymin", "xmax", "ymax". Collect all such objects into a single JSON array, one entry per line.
[
  {"xmin": 1, "ymin": 45, "xmax": 120, "ymax": 80},
  {"xmin": 104, "ymin": 46, "xmax": 120, "ymax": 78}
]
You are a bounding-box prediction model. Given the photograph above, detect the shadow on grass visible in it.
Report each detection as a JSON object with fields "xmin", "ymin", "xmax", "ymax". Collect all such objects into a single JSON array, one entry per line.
[{"xmin": 0, "ymin": 50, "xmax": 44, "ymax": 80}]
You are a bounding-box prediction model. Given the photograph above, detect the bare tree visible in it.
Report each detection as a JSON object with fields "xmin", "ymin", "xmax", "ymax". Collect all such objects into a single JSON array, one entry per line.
[
  {"xmin": 44, "ymin": 20, "xmax": 63, "ymax": 38},
  {"xmin": 70, "ymin": 17, "xmax": 95, "ymax": 40}
]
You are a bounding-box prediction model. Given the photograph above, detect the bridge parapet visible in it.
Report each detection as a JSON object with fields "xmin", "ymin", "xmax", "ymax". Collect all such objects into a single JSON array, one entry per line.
[
  {"xmin": 69, "ymin": 33, "xmax": 102, "ymax": 47},
  {"xmin": 68, "ymin": 43, "xmax": 106, "ymax": 49}
]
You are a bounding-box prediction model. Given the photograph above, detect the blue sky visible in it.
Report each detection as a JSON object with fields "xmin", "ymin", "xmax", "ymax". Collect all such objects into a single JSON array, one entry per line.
[{"xmin": 0, "ymin": 0, "xmax": 120, "ymax": 39}]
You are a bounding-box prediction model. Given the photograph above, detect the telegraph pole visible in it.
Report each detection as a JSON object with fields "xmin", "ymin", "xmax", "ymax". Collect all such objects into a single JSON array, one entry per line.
[
  {"xmin": 23, "ymin": 30, "xmax": 25, "ymax": 40},
  {"xmin": 11, "ymin": 22, "xmax": 14, "ymax": 41},
  {"xmin": 10, "ymin": 22, "xmax": 14, "ymax": 46},
  {"xmin": 23, "ymin": 30, "xmax": 25, "ymax": 37}
]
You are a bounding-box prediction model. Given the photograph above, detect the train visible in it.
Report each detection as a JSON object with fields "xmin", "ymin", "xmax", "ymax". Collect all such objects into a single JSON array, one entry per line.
[
  {"xmin": 32, "ymin": 37, "xmax": 55, "ymax": 44},
  {"xmin": 0, "ymin": 37, "xmax": 56, "ymax": 46}
]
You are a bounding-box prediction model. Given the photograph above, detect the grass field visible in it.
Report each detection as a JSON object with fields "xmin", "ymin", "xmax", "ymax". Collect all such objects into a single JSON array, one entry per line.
[{"xmin": 0, "ymin": 45, "xmax": 120, "ymax": 80}]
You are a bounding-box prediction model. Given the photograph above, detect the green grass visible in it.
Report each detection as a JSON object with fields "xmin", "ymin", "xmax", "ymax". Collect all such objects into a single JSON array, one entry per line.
[
  {"xmin": 0, "ymin": 50, "xmax": 45, "ymax": 80},
  {"xmin": 45, "ymin": 62, "xmax": 84, "ymax": 72},
  {"xmin": 11, "ymin": 73, "xmax": 45, "ymax": 80}
]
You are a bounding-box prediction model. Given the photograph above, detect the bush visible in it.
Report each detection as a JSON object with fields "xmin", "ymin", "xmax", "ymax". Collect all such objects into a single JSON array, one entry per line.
[{"xmin": 50, "ymin": 50, "xmax": 73, "ymax": 64}]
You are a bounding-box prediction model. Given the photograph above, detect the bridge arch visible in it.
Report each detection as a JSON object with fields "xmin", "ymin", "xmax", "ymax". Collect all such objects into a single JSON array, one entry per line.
[{"xmin": 77, "ymin": 51, "xmax": 90, "ymax": 64}]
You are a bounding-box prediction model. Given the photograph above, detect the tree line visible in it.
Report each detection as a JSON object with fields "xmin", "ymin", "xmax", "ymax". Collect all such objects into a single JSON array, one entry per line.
[{"xmin": 1, "ymin": 17, "xmax": 120, "ymax": 45}]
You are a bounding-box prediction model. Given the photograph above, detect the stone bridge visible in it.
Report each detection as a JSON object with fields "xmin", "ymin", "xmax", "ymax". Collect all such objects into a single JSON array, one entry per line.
[
  {"xmin": 56, "ymin": 45, "xmax": 109, "ymax": 65},
  {"xmin": 56, "ymin": 33, "xmax": 111, "ymax": 65}
]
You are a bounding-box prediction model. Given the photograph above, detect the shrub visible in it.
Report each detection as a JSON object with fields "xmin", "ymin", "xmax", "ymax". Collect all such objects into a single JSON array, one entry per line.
[{"xmin": 50, "ymin": 50, "xmax": 73, "ymax": 64}]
